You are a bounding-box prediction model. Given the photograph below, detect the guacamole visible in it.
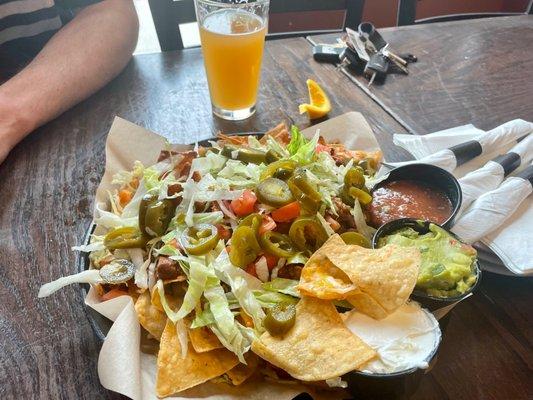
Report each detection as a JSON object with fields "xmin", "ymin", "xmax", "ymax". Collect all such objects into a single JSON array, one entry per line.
[{"xmin": 378, "ymin": 223, "xmax": 478, "ymax": 298}]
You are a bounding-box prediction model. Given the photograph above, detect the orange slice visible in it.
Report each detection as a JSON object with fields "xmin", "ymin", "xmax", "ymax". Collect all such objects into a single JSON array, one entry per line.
[{"xmin": 299, "ymin": 79, "xmax": 332, "ymax": 119}]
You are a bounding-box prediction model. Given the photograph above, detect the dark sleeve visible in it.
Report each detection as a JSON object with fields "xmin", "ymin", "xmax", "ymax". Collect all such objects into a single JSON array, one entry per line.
[{"xmin": 55, "ymin": 0, "xmax": 103, "ymax": 24}]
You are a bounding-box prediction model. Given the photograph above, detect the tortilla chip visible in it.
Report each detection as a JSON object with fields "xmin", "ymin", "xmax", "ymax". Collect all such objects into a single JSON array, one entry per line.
[
  {"xmin": 156, "ymin": 320, "xmax": 239, "ymax": 397},
  {"xmin": 251, "ymin": 296, "xmax": 376, "ymax": 381},
  {"xmin": 150, "ymin": 286, "xmax": 164, "ymax": 312},
  {"xmin": 188, "ymin": 326, "xmax": 223, "ymax": 353},
  {"xmin": 135, "ymin": 291, "xmax": 167, "ymax": 340},
  {"xmin": 327, "ymin": 243, "xmax": 419, "ymax": 315},
  {"xmin": 298, "ymin": 235, "xmax": 358, "ymax": 299},
  {"xmin": 345, "ymin": 291, "xmax": 388, "ymax": 320},
  {"xmin": 226, "ymin": 353, "xmax": 259, "ymax": 386}
]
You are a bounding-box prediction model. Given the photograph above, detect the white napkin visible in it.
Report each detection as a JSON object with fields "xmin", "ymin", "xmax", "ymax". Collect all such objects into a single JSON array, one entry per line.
[
  {"xmin": 393, "ymin": 122, "xmax": 533, "ymax": 275},
  {"xmin": 457, "ymin": 134, "xmax": 533, "ymax": 215},
  {"xmin": 392, "ymin": 119, "xmax": 533, "ymax": 177}
]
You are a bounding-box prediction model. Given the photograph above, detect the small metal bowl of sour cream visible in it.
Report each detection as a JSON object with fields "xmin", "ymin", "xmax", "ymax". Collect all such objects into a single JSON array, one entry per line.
[{"xmin": 343, "ymin": 302, "xmax": 442, "ymax": 399}]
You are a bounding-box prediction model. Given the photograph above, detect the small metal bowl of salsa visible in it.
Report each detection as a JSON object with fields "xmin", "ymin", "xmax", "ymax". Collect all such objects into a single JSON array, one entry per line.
[
  {"xmin": 367, "ymin": 164, "xmax": 462, "ymax": 229},
  {"xmin": 372, "ymin": 218, "xmax": 482, "ymax": 310}
]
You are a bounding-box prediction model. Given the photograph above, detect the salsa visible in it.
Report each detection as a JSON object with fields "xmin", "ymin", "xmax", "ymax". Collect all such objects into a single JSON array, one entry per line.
[{"xmin": 367, "ymin": 180, "xmax": 452, "ymax": 227}]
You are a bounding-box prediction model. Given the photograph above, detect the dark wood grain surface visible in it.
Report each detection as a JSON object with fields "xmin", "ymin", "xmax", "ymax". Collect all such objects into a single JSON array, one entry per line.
[
  {"xmin": 0, "ymin": 23, "xmax": 532, "ymax": 400},
  {"xmin": 311, "ymin": 15, "xmax": 533, "ymax": 135}
]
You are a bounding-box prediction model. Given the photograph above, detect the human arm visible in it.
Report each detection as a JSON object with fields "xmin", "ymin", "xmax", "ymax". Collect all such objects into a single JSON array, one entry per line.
[{"xmin": 0, "ymin": 0, "xmax": 139, "ymax": 163}]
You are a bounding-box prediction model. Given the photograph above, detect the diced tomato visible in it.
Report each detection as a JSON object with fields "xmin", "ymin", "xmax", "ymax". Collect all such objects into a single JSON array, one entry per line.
[
  {"xmin": 259, "ymin": 215, "xmax": 277, "ymax": 235},
  {"xmin": 271, "ymin": 201, "xmax": 301, "ymax": 222},
  {"xmin": 130, "ymin": 177, "xmax": 140, "ymax": 189},
  {"xmin": 325, "ymin": 215, "xmax": 341, "ymax": 232},
  {"xmin": 230, "ymin": 189, "xmax": 257, "ymax": 217},
  {"xmin": 245, "ymin": 263, "xmax": 257, "ymax": 278},
  {"xmin": 216, "ymin": 224, "xmax": 231, "ymax": 240},
  {"xmin": 101, "ymin": 288, "xmax": 128, "ymax": 302},
  {"xmin": 118, "ymin": 189, "xmax": 133, "ymax": 207},
  {"xmin": 264, "ymin": 254, "xmax": 279, "ymax": 270}
]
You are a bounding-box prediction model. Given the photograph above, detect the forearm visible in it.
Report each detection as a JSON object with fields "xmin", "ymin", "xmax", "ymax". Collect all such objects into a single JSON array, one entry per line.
[{"xmin": 0, "ymin": 0, "xmax": 138, "ymax": 151}]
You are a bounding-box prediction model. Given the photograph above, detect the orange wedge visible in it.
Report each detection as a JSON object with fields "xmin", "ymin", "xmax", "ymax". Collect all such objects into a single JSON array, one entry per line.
[{"xmin": 299, "ymin": 79, "xmax": 332, "ymax": 119}]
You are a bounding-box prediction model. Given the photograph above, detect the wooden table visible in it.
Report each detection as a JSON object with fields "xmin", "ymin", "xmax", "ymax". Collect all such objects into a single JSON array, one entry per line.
[
  {"xmin": 1, "ymin": 17, "xmax": 532, "ymax": 400},
  {"xmin": 310, "ymin": 15, "xmax": 533, "ymax": 135}
]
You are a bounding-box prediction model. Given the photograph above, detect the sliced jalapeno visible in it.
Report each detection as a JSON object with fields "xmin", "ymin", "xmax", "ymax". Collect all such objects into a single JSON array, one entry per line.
[
  {"xmin": 104, "ymin": 227, "xmax": 147, "ymax": 250},
  {"xmin": 348, "ymin": 187, "xmax": 373, "ymax": 206},
  {"xmin": 259, "ymin": 231, "xmax": 297, "ymax": 259},
  {"xmin": 229, "ymin": 225, "xmax": 261, "ymax": 268},
  {"xmin": 288, "ymin": 216, "xmax": 328, "ymax": 252},
  {"xmin": 265, "ymin": 149, "xmax": 282, "ymax": 164},
  {"xmin": 340, "ymin": 231, "xmax": 371, "ymax": 248},
  {"xmin": 221, "ymin": 145, "xmax": 267, "ymax": 164},
  {"xmin": 344, "ymin": 167, "xmax": 365, "ymax": 189},
  {"xmin": 263, "ymin": 302, "xmax": 296, "ymax": 336},
  {"xmin": 260, "ymin": 159, "xmax": 298, "ymax": 181},
  {"xmin": 99, "ymin": 259, "xmax": 135, "ymax": 284},
  {"xmin": 239, "ymin": 213, "xmax": 262, "ymax": 234},
  {"xmin": 139, "ymin": 194, "xmax": 157, "ymax": 234},
  {"xmin": 144, "ymin": 198, "xmax": 176, "ymax": 237},
  {"xmin": 180, "ymin": 224, "xmax": 219, "ymax": 255},
  {"xmin": 256, "ymin": 178, "xmax": 294, "ymax": 207},
  {"xmin": 287, "ymin": 172, "xmax": 322, "ymax": 215}
]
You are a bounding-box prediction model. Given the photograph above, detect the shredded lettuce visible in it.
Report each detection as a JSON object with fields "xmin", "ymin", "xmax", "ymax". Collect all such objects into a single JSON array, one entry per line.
[
  {"xmin": 174, "ymin": 258, "xmax": 218, "ymax": 321},
  {"xmin": 72, "ymin": 235, "xmax": 105, "ymax": 252},
  {"xmin": 266, "ymin": 135, "xmax": 290, "ymax": 159},
  {"xmin": 38, "ymin": 269, "xmax": 103, "ymax": 298},
  {"xmin": 111, "ymin": 160, "xmax": 145, "ymax": 187},
  {"xmin": 212, "ymin": 250, "xmax": 265, "ymax": 332},
  {"xmin": 189, "ymin": 152, "xmax": 227, "ymax": 176},
  {"xmin": 351, "ymin": 200, "xmax": 376, "ymax": 240},
  {"xmin": 204, "ymin": 283, "xmax": 254, "ymax": 363},
  {"xmin": 290, "ymin": 129, "xmax": 320, "ymax": 165},
  {"xmin": 287, "ymin": 125, "xmax": 308, "ymax": 156},
  {"xmin": 95, "ymin": 202, "xmax": 138, "ymax": 229},
  {"xmin": 176, "ymin": 319, "xmax": 189, "ymax": 359},
  {"xmin": 247, "ymin": 135, "xmax": 266, "ymax": 150},
  {"xmin": 253, "ymin": 290, "xmax": 298, "ymax": 308},
  {"xmin": 262, "ymin": 278, "xmax": 300, "ymax": 298}
]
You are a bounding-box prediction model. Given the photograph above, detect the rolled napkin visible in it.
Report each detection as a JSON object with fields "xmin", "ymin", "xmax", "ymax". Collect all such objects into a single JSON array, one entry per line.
[
  {"xmin": 390, "ymin": 119, "xmax": 533, "ymax": 173},
  {"xmin": 451, "ymin": 163, "xmax": 533, "ymax": 244},
  {"xmin": 458, "ymin": 134, "xmax": 533, "ymax": 214}
]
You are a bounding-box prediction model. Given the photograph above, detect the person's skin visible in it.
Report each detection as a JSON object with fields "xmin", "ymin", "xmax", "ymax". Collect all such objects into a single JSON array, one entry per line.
[{"xmin": 0, "ymin": 0, "xmax": 139, "ymax": 164}]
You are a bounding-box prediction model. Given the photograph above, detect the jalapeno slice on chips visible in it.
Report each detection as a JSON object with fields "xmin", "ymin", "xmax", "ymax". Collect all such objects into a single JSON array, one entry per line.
[
  {"xmin": 99, "ymin": 259, "xmax": 135, "ymax": 284},
  {"xmin": 229, "ymin": 225, "xmax": 261, "ymax": 268},
  {"xmin": 340, "ymin": 231, "xmax": 371, "ymax": 248},
  {"xmin": 104, "ymin": 227, "xmax": 147, "ymax": 249},
  {"xmin": 289, "ymin": 216, "xmax": 328, "ymax": 252},
  {"xmin": 263, "ymin": 302, "xmax": 296, "ymax": 336},
  {"xmin": 259, "ymin": 231, "xmax": 297, "ymax": 259},
  {"xmin": 139, "ymin": 194, "xmax": 157, "ymax": 234},
  {"xmin": 256, "ymin": 178, "xmax": 294, "ymax": 207},
  {"xmin": 180, "ymin": 224, "xmax": 219, "ymax": 255}
]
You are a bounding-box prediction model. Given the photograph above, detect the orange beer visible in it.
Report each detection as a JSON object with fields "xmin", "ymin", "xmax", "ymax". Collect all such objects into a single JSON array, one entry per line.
[{"xmin": 197, "ymin": 3, "xmax": 268, "ymax": 120}]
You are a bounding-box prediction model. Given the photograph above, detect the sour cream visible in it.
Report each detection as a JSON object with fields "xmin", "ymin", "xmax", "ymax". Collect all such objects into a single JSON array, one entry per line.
[{"xmin": 343, "ymin": 302, "xmax": 441, "ymax": 374}]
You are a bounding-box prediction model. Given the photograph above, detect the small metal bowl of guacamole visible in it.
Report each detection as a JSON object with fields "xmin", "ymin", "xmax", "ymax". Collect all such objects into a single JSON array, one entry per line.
[{"xmin": 373, "ymin": 219, "xmax": 481, "ymax": 304}]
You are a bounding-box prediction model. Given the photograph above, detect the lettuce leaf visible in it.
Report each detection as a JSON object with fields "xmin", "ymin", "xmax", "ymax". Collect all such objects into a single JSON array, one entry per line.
[
  {"xmin": 38, "ymin": 269, "xmax": 103, "ymax": 298},
  {"xmin": 287, "ymin": 125, "xmax": 307, "ymax": 156},
  {"xmin": 261, "ymin": 278, "xmax": 300, "ymax": 297}
]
